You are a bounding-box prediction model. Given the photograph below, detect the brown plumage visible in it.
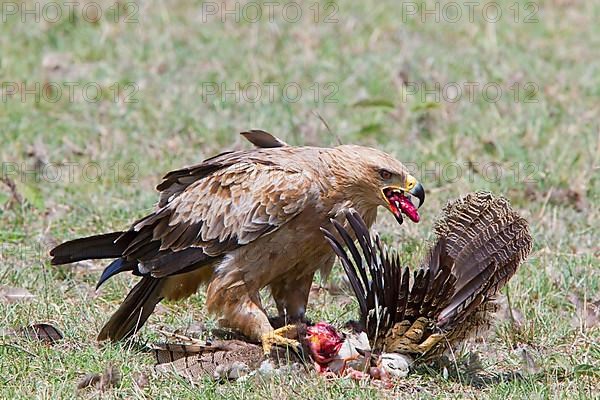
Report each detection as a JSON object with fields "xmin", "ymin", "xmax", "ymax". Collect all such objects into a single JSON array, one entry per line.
[
  {"xmin": 153, "ymin": 340, "xmax": 299, "ymax": 381},
  {"xmin": 154, "ymin": 340, "xmax": 265, "ymax": 381},
  {"xmin": 49, "ymin": 131, "xmax": 425, "ymax": 351},
  {"xmin": 322, "ymin": 192, "xmax": 532, "ymax": 361},
  {"xmin": 153, "ymin": 327, "xmax": 310, "ymax": 381}
]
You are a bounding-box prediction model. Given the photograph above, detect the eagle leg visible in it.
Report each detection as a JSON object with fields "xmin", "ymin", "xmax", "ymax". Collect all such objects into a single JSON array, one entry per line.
[
  {"xmin": 270, "ymin": 274, "xmax": 313, "ymax": 324},
  {"xmin": 206, "ymin": 279, "xmax": 301, "ymax": 355},
  {"xmin": 261, "ymin": 325, "xmax": 301, "ymax": 355}
]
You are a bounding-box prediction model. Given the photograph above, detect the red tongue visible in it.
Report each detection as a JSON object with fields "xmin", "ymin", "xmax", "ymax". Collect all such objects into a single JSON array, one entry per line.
[{"xmin": 397, "ymin": 194, "xmax": 420, "ymax": 222}]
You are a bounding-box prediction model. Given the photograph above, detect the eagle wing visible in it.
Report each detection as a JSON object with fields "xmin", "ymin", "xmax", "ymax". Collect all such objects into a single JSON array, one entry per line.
[
  {"xmin": 51, "ymin": 147, "xmax": 315, "ymax": 285},
  {"xmin": 155, "ymin": 130, "xmax": 289, "ymax": 208},
  {"xmin": 126, "ymin": 155, "xmax": 314, "ymax": 278}
]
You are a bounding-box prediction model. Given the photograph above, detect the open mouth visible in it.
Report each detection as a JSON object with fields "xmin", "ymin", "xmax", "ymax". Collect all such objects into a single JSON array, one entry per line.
[{"xmin": 383, "ymin": 187, "xmax": 421, "ymax": 224}]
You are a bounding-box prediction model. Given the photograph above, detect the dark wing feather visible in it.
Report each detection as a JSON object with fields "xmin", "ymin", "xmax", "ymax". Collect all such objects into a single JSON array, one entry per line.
[
  {"xmin": 240, "ymin": 130, "xmax": 289, "ymax": 148},
  {"xmin": 52, "ymin": 149, "xmax": 313, "ymax": 287},
  {"xmin": 322, "ymin": 210, "xmax": 403, "ymax": 343},
  {"xmin": 96, "ymin": 258, "xmax": 136, "ymax": 289},
  {"xmin": 324, "ymin": 192, "xmax": 532, "ymax": 358},
  {"xmin": 97, "ymin": 276, "xmax": 164, "ymax": 341},
  {"xmin": 322, "ymin": 210, "xmax": 456, "ymax": 350},
  {"xmin": 50, "ymin": 232, "xmax": 135, "ymax": 264},
  {"xmin": 395, "ymin": 266, "xmax": 411, "ymax": 322},
  {"xmin": 321, "ymin": 227, "xmax": 368, "ymax": 316},
  {"xmin": 330, "ymin": 219, "xmax": 370, "ymax": 289}
]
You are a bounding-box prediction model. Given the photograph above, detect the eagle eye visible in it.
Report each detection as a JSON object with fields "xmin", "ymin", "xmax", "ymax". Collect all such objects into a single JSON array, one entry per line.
[{"xmin": 379, "ymin": 169, "xmax": 392, "ymax": 180}]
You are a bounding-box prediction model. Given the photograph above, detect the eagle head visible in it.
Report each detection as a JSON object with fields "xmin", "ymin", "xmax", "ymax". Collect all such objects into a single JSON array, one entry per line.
[{"xmin": 333, "ymin": 145, "xmax": 425, "ymax": 225}]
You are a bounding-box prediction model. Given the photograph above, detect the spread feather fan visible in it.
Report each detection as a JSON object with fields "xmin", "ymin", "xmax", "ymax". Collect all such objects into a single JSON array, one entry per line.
[{"xmin": 320, "ymin": 191, "xmax": 533, "ymax": 363}]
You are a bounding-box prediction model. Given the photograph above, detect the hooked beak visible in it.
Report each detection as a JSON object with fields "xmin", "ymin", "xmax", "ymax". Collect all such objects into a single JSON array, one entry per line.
[{"xmin": 409, "ymin": 182, "xmax": 425, "ymax": 209}]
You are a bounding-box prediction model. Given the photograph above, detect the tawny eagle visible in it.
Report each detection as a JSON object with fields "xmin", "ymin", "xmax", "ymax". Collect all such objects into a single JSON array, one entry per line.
[{"xmin": 50, "ymin": 131, "xmax": 425, "ymax": 353}]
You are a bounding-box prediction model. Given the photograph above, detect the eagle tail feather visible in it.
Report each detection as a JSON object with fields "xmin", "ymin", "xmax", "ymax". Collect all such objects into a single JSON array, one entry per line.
[
  {"xmin": 97, "ymin": 276, "xmax": 164, "ymax": 342},
  {"xmin": 49, "ymin": 232, "xmax": 134, "ymax": 265}
]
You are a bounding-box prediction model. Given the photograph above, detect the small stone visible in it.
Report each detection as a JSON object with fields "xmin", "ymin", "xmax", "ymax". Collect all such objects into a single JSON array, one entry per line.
[
  {"xmin": 258, "ymin": 359, "xmax": 276, "ymax": 376},
  {"xmin": 214, "ymin": 362, "xmax": 250, "ymax": 380}
]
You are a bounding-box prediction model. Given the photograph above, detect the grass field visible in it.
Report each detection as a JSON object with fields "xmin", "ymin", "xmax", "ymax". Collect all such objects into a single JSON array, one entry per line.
[{"xmin": 1, "ymin": 0, "xmax": 599, "ymax": 398}]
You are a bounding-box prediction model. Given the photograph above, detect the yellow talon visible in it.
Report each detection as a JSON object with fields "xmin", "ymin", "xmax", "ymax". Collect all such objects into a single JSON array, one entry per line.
[{"xmin": 261, "ymin": 324, "xmax": 301, "ymax": 355}]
